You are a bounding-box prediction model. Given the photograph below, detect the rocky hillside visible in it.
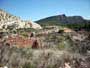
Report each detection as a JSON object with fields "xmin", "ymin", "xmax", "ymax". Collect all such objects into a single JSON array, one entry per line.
[
  {"xmin": 0, "ymin": 9, "xmax": 90, "ymax": 68},
  {"xmin": 0, "ymin": 9, "xmax": 42, "ymax": 29},
  {"xmin": 0, "ymin": 30, "xmax": 90, "ymax": 68}
]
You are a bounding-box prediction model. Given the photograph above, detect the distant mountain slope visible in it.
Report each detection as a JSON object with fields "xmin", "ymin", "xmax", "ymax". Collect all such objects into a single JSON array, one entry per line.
[{"xmin": 36, "ymin": 14, "xmax": 89, "ymax": 26}]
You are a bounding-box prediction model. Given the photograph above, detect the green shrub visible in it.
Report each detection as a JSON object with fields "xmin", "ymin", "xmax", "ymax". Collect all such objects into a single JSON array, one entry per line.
[
  {"xmin": 22, "ymin": 63, "xmax": 36, "ymax": 68},
  {"xmin": 58, "ymin": 42, "xmax": 65, "ymax": 50},
  {"xmin": 21, "ymin": 32, "xmax": 28, "ymax": 38}
]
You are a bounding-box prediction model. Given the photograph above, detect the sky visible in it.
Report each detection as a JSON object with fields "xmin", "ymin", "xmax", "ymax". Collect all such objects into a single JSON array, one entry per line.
[{"xmin": 0, "ymin": 0, "xmax": 90, "ymax": 21}]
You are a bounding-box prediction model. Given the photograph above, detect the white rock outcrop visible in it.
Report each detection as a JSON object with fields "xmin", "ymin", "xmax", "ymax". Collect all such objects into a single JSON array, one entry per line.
[{"xmin": 0, "ymin": 9, "xmax": 42, "ymax": 29}]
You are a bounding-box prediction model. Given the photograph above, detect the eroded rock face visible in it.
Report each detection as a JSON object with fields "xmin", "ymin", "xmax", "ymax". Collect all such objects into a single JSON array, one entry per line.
[
  {"xmin": 31, "ymin": 22, "xmax": 42, "ymax": 29},
  {"xmin": 0, "ymin": 9, "xmax": 42, "ymax": 29}
]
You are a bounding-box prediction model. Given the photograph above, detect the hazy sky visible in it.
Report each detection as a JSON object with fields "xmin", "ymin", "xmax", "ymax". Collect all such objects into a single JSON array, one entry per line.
[{"xmin": 0, "ymin": 0, "xmax": 90, "ymax": 21}]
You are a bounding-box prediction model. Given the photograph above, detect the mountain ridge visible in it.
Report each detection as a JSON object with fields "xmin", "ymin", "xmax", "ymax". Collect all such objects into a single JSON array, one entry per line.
[{"xmin": 36, "ymin": 14, "xmax": 90, "ymax": 25}]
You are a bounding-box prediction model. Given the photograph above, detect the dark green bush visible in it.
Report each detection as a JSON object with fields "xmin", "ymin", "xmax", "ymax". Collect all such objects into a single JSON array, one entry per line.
[{"xmin": 23, "ymin": 63, "xmax": 36, "ymax": 68}]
